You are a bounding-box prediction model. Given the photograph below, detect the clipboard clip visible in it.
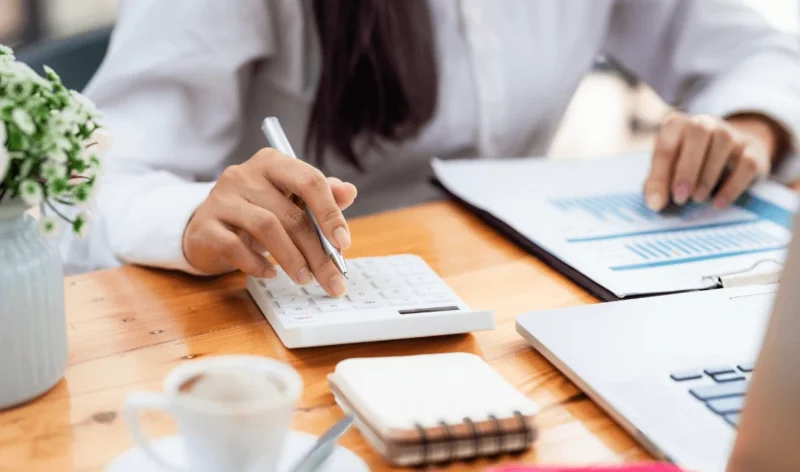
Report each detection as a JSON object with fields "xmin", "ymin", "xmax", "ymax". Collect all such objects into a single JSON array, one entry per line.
[{"xmin": 702, "ymin": 258, "xmax": 784, "ymax": 289}]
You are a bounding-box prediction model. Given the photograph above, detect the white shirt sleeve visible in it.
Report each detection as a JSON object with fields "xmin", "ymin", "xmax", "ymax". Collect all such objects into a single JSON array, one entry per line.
[
  {"xmin": 604, "ymin": 0, "xmax": 800, "ymax": 183},
  {"xmin": 61, "ymin": 0, "xmax": 273, "ymax": 275}
]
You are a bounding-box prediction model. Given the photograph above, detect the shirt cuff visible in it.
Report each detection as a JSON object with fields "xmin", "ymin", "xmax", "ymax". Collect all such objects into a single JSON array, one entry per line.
[{"xmin": 111, "ymin": 180, "xmax": 216, "ymax": 275}]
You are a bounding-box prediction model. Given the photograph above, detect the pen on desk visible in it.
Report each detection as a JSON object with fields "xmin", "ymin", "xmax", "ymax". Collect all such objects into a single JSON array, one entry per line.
[{"xmin": 261, "ymin": 117, "xmax": 349, "ymax": 279}]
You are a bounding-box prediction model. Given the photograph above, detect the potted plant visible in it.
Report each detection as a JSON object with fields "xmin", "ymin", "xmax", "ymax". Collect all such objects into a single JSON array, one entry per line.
[{"xmin": 0, "ymin": 44, "xmax": 105, "ymax": 409}]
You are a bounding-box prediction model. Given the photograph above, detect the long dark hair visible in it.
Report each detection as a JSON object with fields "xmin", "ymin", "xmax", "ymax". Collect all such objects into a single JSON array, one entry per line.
[{"xmin": 306, "ymin": 0, "xmax": 439, "ymax": 169}]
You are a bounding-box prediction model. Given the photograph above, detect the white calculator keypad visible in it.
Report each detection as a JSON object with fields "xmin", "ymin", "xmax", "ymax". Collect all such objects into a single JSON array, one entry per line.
[{"xmin": 247, "ymin": 254, "xmax": 495, "ymax": 348}]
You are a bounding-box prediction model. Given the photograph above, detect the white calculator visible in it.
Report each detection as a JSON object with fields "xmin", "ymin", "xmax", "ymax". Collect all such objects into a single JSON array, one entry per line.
[{"xmin": 246, "ymin": 254, "xmax": 495, "ymax": 348}]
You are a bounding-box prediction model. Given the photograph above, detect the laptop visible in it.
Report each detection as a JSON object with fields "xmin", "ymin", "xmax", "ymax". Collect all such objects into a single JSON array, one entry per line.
[{"xmin": 516, "ymin": 215, "xmax": 800, "ymax": 471}]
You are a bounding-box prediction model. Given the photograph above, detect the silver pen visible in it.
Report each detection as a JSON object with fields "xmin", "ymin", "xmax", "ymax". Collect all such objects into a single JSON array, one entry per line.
[{"xmin": 261, "ymin": 117, "xmax": 348, "ymax": 278}]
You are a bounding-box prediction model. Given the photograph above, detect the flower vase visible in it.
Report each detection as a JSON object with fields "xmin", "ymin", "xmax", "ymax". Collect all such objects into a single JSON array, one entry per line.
[{"xmin": 0, "ymin": 201, "xmax": 68, "ymax": 409}]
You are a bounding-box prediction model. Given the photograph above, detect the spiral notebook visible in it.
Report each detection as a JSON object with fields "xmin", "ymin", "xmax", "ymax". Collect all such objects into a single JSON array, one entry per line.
[{"xmin": 328, "ymin": 353, "xmax": 539, "ymax": 467}]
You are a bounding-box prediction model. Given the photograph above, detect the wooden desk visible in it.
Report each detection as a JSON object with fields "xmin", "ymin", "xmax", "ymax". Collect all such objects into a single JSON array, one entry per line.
[{"xmin": 0, "ymin": 202, "xmax": 652, "ymax": 472}]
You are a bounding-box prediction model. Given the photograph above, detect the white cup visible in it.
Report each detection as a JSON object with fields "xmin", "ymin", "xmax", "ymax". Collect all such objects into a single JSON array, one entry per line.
[{"xmin": 124, "ymin": 355, "xmax": 302, "ymax": 472}]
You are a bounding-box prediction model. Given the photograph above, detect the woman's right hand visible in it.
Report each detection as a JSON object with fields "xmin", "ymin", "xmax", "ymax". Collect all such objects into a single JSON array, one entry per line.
[{"xmin": 182, "ymin": 149, "xmax": 357, "ymax": 297}]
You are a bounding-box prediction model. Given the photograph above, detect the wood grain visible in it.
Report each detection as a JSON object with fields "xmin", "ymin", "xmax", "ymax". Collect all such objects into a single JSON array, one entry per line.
[{"xmin": 0, "ymin": 201, "xmax": 649, "ymax": 472}]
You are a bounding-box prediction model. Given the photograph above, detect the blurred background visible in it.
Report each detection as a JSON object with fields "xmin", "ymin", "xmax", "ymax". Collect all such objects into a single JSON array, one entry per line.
[{"xmin": 1, "ymin": 0, "xmax": 797, "ymax": 160}]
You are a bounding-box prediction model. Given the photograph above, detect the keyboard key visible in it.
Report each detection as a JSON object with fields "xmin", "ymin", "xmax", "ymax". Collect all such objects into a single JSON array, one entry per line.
[
  {"xmin": 690, "ymin": 381, "xmax": 748, "ymax": 401},
  {"xmin": 670, "ymin": 371, "xmax": 703, "ymax": 382},
  {"xmin": 380, "ymin": 288, "xmax": 413, "ymax": 299},
  {"xmin": 347, "ymin": 290, "xmax": 379, "ymax": 301},
  {"xmin": 724, "ymin": 413, "xmax": 741, "ymax": 427},
  {"xmin": 316, "ymin": 301, "xmax": 354, "ymax": 313},
  {"xmin": 707, "ymin": 396, "xmax": 746, "ymax": 415},
  {"xmin": 269, "ymin": 287, "xmax": 305, "ymax": 297},
  {"xmin": 713, "ymin": 372, "xmax": 746, "ymax": 383},
  {"xmin": 372, "ymin": 277, "xmax": 405, "ymax": 288},
  {"xmin": 274, "ymin": 296, "xmax": 310, "ymax": 308},
  {"xmin": 738, "ymin": 363, "xmax": 754, "ymax": 373},
  {"xmin": 414, "ymin": 284, "xmax": 448, "ymax": 296},
  {"xmin": 704, "ymin": 366, "xmax": 736, "ymax": 376},
  {"xmin": 354, "ymin": 299, "xmax": 386, "ymax": 309}
]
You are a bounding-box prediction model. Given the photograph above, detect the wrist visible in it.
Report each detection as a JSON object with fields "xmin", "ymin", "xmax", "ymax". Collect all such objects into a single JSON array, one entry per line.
[{"xmin": 726, "ymin": 113, "xmax": 788, "ymax": 164}]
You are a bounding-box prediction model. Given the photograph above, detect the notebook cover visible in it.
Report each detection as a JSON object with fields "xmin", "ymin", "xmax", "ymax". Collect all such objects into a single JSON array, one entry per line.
[{"xmin": 431, "ymin": 178, "xmax": 621, "ymax": 301}]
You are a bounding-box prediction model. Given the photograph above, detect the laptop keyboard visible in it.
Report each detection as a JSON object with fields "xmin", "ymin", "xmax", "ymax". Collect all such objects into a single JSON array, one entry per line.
[{"xmin": 670, "ymin": 362, "xmax": 754, "ymax": 428}]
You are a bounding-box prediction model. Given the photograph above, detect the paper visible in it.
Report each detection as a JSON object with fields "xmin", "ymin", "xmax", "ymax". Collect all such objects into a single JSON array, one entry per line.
[{"xmin": 432, "ymin": 153, "xmax": 798, "ymax": 298}]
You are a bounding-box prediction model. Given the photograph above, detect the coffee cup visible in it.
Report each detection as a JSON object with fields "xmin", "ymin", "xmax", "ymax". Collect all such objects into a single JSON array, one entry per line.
[{"xmin": 124, "ymin": 355, "xmax": 302, "ymax": 472}]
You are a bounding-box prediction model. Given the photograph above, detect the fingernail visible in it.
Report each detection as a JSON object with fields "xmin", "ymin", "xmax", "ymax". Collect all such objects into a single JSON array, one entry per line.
[
  {"xmin": 296, "ymin": 267, "xmax": 313, "ymax": 285},
  {"xmin": 693, "ymin": 186, "xmax": 710, "ymax": 202},
  {"xmin": 333, "ymin": 227, "xmax": 351, "ymax": 250},
  {"xmin": 262, "ymin": 266, "xmax": 278, "ymax": 279},
  {"xmin": 713, "ymin": 198, "xmax": 730, "ymax": 210},
  {"xmin": 673, "ymin": 181, "xmax": 691, "ymax": 205},
  {"xmin": 646, "ymin": 192, "xmax": 665, "ymax": 211},
  {"xmin": 328, "ymin": 274, "xmax": 347, "ymax": 297}
]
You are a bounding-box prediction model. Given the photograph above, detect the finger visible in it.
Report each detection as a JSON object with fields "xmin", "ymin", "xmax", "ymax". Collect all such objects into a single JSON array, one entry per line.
[
  {"xmin": 216, "ymin": 195, "xmax": 313, "ymax": 285},
  {"xmin": 206, "ymin": 222, "xmax": 277, "ymax": 278},
  {"xmin": 694, "ymin": 124, "xmax": 740, "ymax": 202},
  {"xmin": 277, "ymin": 198, "xmax": 348, "ymax": 297},
  {"xmin": 672, "ymin": 115, "xmax": 714, "ymax": 205},
  {"xmin": 241, "ymin": 180, "xmax": 348, "ymax": 297},
  {"xmin": 712, "ymin": 149, "xmax": 760, "ymax": 209},
  {"xmin": 256, "ymin": 151, "xmax": 351, "ymax": 250},
  {"xmin": 645, "ymin": 112, "xmax": 686, "ymax": 211},
  {"xmin": 329, "ymin": 178, "xmax": 358, "ymax": 210}
]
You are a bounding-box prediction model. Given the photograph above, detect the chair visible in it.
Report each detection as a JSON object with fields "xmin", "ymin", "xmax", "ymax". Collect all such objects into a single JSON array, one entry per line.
[{"xmin": 16, "ymin": 27, "xmax": 113, "ymax": 92}]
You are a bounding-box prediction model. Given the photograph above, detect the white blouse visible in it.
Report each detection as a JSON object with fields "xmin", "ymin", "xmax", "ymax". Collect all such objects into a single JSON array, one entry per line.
[{"xmin": 58, "ymin": 0, "xmax": 800, "ymax": 275}]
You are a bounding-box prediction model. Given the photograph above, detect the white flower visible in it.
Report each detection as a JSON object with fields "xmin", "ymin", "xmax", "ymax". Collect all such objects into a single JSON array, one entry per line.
[
  {"xmin": 20, "ymin": 179, "xmax": 43, "ymax": 206},
  {"xmin": 39, "ymin": 217, "xmax": 61, "ymax": 238},
  {"xmin": 70, "ymin": 90, "xmax": 102, "ymax": 121},
  {"xmin": 0, "ymin": 122, "xmax": 6, "ymax": 146},
  {"xmin": 0, "ymin": 146, "xmax": 9, "ymax": 182},
  {"xmin": 0, "ymin": 44, "xmax": 14, "ymax": 61},
  {"xmin": 12, "ymin": 108, "xmax": 36, "ymax": 135},
  {"xmin": 42, "ymin": 161, "xmax": 67, "ymax": 180},
  {"xmin": 48, "ymin": 148, "xmax": 69, "ymax": 164},
  {"xmin": 6, "ymin": 77, "xmax": 34, "ymax": 100}
]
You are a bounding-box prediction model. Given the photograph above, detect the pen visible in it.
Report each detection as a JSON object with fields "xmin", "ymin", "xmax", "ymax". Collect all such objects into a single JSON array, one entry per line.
[{"xmin": 261, "ymin": 117, "xmax": 349, "ymax": 279}]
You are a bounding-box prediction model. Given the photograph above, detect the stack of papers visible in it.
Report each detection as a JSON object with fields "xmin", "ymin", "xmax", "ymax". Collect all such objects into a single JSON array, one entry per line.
[{"xmin": 433, "ymin": 153, "xmax": 798, "ymax": 299}]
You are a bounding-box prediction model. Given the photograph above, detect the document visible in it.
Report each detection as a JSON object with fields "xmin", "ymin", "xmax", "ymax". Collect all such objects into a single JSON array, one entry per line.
[{"xmin": 432, "ymin": 153, "xmax": 798, "ymax": 298}]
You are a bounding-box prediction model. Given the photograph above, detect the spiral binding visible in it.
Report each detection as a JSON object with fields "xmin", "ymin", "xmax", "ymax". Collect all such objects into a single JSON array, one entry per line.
[{"xmin": 412, "ymin": 410, "xmax": 534, "ymax": 465}]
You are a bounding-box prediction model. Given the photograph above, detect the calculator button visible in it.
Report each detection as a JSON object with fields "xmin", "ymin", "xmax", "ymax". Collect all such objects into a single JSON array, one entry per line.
[
  {"xmin": 312, "ymin": 294, "xmax": 345, "ymax": 303},
  {"xmin": 304, "ymin": 284, "xmax": 329, "ymax": 297},
  {"xmin": 380, "ymin": 288, "xmax": 413, "ymax": 299},
  {"xmin": 274, "ymin": 296, "xmax": 311, "ymax": 307},
  {"xmin": 414, "ymin": 285, "xmax": 448, "ymax": 296},
  {"xmin": 406, "ymin": 274, "xmax": 439, "ymax": 285},
  {"xmin": 424, "ymin": 294, "xmax": 457, "ymax": 304},
  {"xmin": 280, "ymin": 305, "xmax": 317, "ymax": 316},
  {"xmin": 345, "ymin": 278, "xmax": 370, "ymax": 289},
  {"xmin": 362, "ymin": 267, "xmax": 393, "ymax": 278},
  {"xmin": 397, "ymin": 266, "xmax": 429, "ymax": 276},
  {"xmin": 347, "ymin": 290, "xmax": 380, "ymax": 301},
  {"xmin": 371, "ymin": 277, "xmax": 405, "ymax": 288},
  {"xmin": 390, "ymin": 297, "xmax": 418, "ymax": 306},
  {"xmin": 317, "ymin": 302, "xmax": 354, "ymax": 312},
  {"xmin": 352, "ymin": 259, "xmax": 380, "ymax": 268},
  {"xmin": 388, "ymin": 255, "xmax": 422, "ymax": 266},
  {"xmin": 355, "ymin": 300, "xmax": 386, "ymax": 309},
  {"xmin": 269, "ymin": 287, "xmax": 305, "ymax": 297}
]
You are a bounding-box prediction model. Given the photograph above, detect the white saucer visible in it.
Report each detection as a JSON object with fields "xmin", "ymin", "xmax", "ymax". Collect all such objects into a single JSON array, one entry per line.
[{"xmin": 105, "ymin": 430, "xmax": 369, "ymax": 472}]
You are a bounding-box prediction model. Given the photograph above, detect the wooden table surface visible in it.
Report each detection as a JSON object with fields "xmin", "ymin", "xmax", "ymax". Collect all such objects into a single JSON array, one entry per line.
[{"xmin": 0, "ymin": 201, "xmax": 654, "ymax": 472}]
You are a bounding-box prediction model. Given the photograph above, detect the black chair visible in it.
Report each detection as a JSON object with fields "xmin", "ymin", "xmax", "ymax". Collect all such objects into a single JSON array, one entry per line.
[{"xmin": 16, "ymin": 27, "xmax": 113, "ymax": 92}]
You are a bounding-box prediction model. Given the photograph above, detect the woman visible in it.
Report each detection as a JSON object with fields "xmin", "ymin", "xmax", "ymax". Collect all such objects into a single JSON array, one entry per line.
[{"xmin": 63, "ymin": 0, "xmax": 800, "ymax": 297}]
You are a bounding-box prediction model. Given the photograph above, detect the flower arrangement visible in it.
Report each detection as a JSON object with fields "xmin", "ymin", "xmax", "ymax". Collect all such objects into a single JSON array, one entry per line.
[{"xmin": 0, "ymin": 44, "xmax": 104, "ymax": 236}]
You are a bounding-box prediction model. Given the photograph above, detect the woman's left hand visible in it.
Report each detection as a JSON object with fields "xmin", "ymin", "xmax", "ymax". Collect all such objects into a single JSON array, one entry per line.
[{"xmin": 643, "ymin": 112, "xmax": 783, "ymax": 212}]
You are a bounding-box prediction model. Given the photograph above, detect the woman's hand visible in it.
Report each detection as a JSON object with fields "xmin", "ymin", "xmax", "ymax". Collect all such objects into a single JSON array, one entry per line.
[
  {"xmin": 182, "ymin": 149, "xmax": 357, "ymax": 296},
  {"xmin": 643, "ymin": 112, "xmax": 783, "ymax": 212}
]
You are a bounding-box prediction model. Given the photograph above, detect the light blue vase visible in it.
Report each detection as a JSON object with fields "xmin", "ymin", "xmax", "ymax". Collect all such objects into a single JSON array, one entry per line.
[{"xmin": 0, "ymin": 201, "xmax": 68, "ymax": 410}]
